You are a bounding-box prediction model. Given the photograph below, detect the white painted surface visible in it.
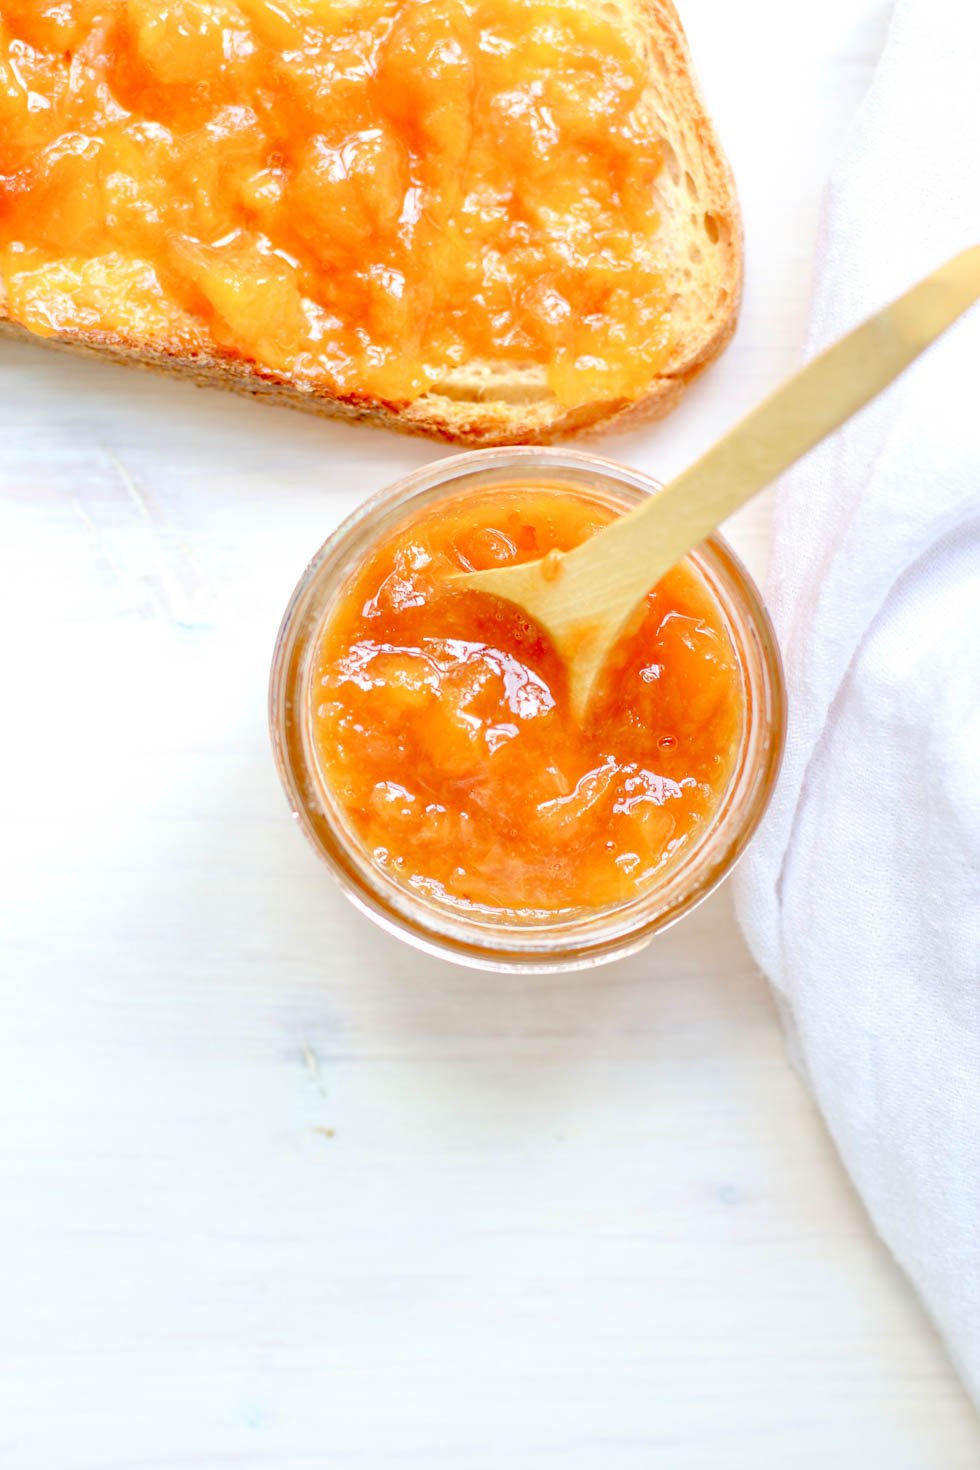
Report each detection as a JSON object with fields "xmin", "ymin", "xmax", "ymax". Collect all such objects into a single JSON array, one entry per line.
[{"xmin": 1, "ymin": 2, "xmax": 977, "ymax": 1466}]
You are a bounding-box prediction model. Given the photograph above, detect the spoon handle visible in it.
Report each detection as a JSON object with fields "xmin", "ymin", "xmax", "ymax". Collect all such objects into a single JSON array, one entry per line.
[{"xmin": 563, "ymin": 244, "xmax": 980, "ymax": 628}]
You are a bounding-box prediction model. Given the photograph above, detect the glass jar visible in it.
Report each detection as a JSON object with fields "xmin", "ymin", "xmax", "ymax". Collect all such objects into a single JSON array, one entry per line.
[{"xmin": 270, "ymin": 447, "xmax": 785, "ymax": 972}]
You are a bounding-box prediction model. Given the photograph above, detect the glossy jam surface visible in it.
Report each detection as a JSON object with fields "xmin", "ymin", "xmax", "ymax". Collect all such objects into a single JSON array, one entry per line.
[
  {"xmin": 311, "ymin": 487, "xmax": 743, "ymax": 914},
  {"xmin": 0, "ymin": 0, "xmax": 671, "ymax": 406}
]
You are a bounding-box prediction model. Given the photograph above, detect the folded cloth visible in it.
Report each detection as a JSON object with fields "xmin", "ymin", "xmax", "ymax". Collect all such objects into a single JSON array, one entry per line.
[{"xmin": 733, "ymin": 0, "xmax": 980, "ymax": 1403}]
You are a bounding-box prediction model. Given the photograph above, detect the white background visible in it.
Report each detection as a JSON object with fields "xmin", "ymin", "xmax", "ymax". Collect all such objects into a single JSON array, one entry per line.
[{"xmin": 1, "ymin": 1, "xmax": 978, "ymax": 1465}]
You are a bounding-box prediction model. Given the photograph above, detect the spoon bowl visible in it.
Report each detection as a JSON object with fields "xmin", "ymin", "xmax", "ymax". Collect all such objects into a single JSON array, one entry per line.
[{"xmin": 456, "ymin": 246, "xmax": 980, "ymax": 718}]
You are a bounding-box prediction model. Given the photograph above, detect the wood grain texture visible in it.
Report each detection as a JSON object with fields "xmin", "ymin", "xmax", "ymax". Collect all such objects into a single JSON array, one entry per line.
[{"xmin": 0, "ymin": 2, "xmax": 977, "ymax": 1467}]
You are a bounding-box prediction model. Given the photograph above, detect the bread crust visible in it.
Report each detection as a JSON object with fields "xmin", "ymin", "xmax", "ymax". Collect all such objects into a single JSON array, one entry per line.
[{"xmin": 0, "ymin": 0, "xmax": 741, "ymax": 446}]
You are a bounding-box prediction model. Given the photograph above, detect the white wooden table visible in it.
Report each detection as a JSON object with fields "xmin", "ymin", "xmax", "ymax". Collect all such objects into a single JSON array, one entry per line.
[{"xmin": 1, "ymin": 3, "xmax": 977, "ymax": 1465}]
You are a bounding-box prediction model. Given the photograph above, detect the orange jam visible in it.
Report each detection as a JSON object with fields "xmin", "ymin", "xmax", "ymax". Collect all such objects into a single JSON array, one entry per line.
[
  {"xmin": 311, "ymin": 487, "xmax": 744, "ymax": 913},
  {"xmin": 0, "ymin": 0, "xmax": 672, "ymax": 407}
]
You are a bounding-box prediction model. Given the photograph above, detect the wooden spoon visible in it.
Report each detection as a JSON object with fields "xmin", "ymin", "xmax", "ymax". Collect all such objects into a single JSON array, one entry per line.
[{"xmin": 455, "ymin": 246, "xmax": 980, "ymax": 718}]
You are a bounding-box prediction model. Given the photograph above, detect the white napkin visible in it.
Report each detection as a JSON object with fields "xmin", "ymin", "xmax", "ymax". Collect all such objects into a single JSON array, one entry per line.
[{"xmin": 733, "ymin": 0, "xmax": 980, "ymax": 1403}]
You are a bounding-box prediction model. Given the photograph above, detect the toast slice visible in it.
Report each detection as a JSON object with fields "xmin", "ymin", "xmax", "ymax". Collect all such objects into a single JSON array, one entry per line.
[{"xmin": 0, "ymin": 0, "xmax": 741, "ymax": 445}]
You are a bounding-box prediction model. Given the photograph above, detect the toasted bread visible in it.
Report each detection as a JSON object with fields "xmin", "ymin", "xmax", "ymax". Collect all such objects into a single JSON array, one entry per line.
[{"xmin": 0, "ymin": 0, "xmax": 740, "ymax": 445}]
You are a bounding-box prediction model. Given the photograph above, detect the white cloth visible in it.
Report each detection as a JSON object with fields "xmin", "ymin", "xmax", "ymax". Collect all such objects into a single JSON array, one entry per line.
[{"xmin": 733, "ymin": 0, "xmax": 980, "ymax": 1404}]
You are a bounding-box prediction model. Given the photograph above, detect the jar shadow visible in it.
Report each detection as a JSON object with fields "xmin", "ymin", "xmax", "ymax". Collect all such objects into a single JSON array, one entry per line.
[{"xmin": 244, "ymin": 791, "xmax": 764, "ymax": 1142}]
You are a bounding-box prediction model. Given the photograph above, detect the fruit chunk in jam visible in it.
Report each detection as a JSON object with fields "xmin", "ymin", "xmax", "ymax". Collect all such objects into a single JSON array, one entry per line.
[
  {"xmin": 312, "ymin": 487, "xmax": 744, "ymax": 913},
  {"xmin": 0, "ymin": 0, "xmax": 672, "ymax": 407}
]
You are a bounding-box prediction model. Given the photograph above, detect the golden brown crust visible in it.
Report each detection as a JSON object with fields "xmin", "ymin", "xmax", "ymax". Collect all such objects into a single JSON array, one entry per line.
[{"xmin": 0, "ymin": 0, "xmax": 741, "ymax": 447}]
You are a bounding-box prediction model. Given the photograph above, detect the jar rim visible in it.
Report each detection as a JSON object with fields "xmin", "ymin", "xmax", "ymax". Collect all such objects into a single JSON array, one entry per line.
[{"xmin": 269, "ymin": 446, "xmax": 785, "ymax": 972}]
